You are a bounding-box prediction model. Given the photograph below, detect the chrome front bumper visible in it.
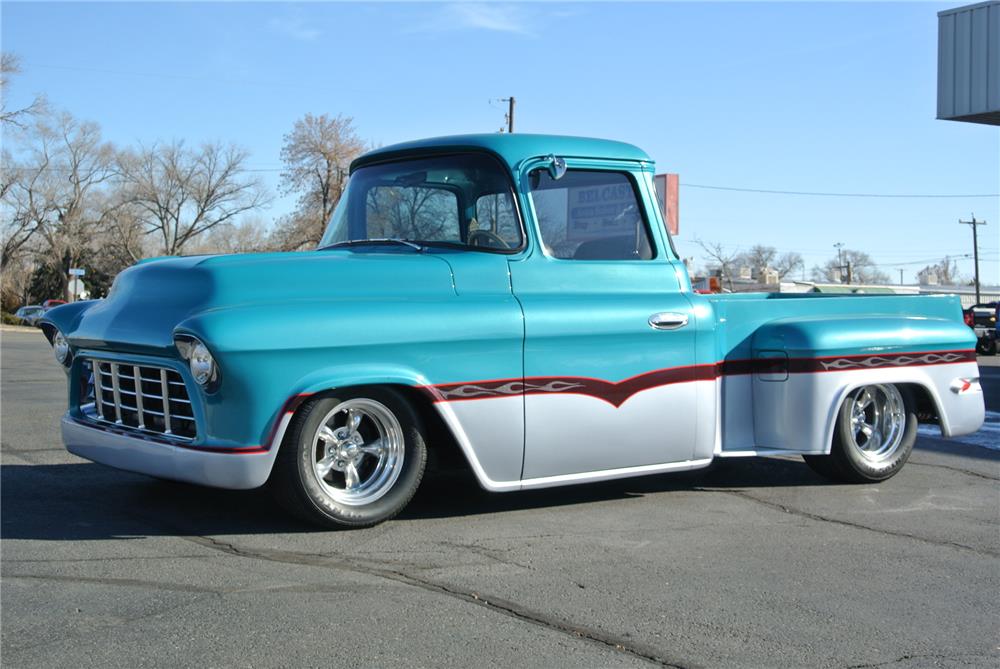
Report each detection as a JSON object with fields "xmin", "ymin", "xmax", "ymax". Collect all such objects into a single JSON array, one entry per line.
[{"xmin": 61, "ymin": 415, "xmax": 279, "ymax": 490}]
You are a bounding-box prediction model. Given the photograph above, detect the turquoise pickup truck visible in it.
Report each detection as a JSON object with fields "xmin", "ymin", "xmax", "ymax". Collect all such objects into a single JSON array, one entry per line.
[{"xmin": 42, "ymin": 134, "xmax": 985, "ymax": 528}]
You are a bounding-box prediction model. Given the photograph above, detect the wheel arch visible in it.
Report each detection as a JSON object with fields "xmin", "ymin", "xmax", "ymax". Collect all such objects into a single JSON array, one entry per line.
[
  {"xmin": 820, "ymin": 377, "xmax": 946, "ymax": 454},
  {"xmin": 269, "ymin": 370, "xmax": 485, "ymax": 487}
]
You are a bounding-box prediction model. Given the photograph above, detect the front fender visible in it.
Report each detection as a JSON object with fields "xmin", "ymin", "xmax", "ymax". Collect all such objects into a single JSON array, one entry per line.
[
  {"xmin": 38, "ymin": 300, "xmax": 100, "ymax": 341},
  {"xmin": 292, "ymin": 363, "xmax": 433, "ymax": 396}
]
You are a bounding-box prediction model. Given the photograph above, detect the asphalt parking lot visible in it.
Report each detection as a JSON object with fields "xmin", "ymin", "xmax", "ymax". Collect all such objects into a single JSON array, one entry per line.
[{"xmin": 2, "ymin": 329, "xmax": 998, "ymax": 669}]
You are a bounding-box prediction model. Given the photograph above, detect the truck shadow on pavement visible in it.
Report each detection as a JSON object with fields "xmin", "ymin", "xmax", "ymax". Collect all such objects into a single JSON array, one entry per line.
[{"xmin": 1, "ymin": 456, "xmax": 840, "ymax": 541}]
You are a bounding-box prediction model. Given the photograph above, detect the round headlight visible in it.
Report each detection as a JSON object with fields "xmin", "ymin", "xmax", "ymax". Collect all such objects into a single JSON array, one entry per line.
[
  {"xmin": 189, "ymin": 342, "xmax": 216, "ymax": 386},
  {"xmin": 53, "ymin": 331, "xmax": 71, "ymax": 365}
]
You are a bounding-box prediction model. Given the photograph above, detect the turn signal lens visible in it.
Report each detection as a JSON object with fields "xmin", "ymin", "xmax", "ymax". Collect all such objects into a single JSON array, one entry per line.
[{"xmin": 53, "ymin": 331, "xmax": 71, "ymax": 366}]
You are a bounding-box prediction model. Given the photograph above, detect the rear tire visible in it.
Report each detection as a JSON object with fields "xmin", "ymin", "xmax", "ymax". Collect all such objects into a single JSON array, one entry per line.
[
  {"xmin": 803, "ymin": 384, "xmax": 917, "ymax": 483},
  {"xmin": 270, "ymin": 387, "xmax": 427, "ymax": 528}
]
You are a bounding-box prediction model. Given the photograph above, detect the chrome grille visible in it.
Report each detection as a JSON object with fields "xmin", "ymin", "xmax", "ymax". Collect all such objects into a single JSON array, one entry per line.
[{"xmin": 84, "ymin": 359, "xmax": 196, "ymax": 440}]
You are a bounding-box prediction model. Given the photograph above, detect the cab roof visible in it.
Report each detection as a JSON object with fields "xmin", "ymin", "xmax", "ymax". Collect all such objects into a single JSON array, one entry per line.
[{"xmin": 351, "ymin": 133, "xmax": 652, "ymax": 173}]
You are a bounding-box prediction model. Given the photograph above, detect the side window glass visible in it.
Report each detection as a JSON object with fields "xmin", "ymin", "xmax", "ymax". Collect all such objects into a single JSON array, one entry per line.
[
  {"xmin": 528, "ymin": 170, "xmax": 654, "ymax": 260},
  {"xmin": 366, "ymin": 186, "xmax": 460, "ymax": 241},
  {"xmin": 473, "ymin": 192, "xmax": 520, "ymax": 249}
]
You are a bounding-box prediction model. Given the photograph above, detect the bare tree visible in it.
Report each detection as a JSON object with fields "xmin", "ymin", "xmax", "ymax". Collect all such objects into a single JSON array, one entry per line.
[
  {"xmin": 365, "ymin": 186, "xmax": 454, "ymax": 240},
  {"xmin": 2, "ymin": 112, "xmax": 115, "ymax": 299},
  {"xmin": 811, "ymin": 248, "xmax": 889, "ymax": 284},
  {"xmin": 36, "ymin": 113, "xmax": 115, "ymax": 301},
  {"xmin": 1, "ymin": 53, "xmax": 46, "ymax": 129},
  {"xmin": 118, "ymin": 141, "xmax": 268, "ymax": 255},
  {"xmin": 735, "ymin": 244, "xmax": 776, "ymax": 280},
  {"xmin": 0, "ymin": 251, "xmax": 36, "ymax": 310},
  {"xmin": 731, "ymin": 244, "xmax": 804, "ymax": 281},
  {"xmin": 774, "ymin": 251, "xmax": 804, "ymax": 279},
  {"xmin": 277, "ymin": 113, "xmax": 365, "ymax": 249},
  {"xmin": 695, "ymin": 239, "xmax": 741, "ymax": 291},
  {"xmin": 193, "ymin": 216, "xmax": 272, "ymax": 255},
  {"xmin": 916, "ymin": 256, "xmax": 961, "ymax": 286},
  {"xmin": 94, "ymin": 194, "xmax": 149, "ymax": 266},
  {"xmin": 1, "ymin": 147, "xmax": 48, "ymax": 270}
]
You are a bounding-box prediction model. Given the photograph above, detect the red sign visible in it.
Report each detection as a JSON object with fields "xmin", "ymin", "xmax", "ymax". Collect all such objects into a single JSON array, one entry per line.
[{"xmin": 653, "ymin": 174, "xmax": 679, "ymax": 236}]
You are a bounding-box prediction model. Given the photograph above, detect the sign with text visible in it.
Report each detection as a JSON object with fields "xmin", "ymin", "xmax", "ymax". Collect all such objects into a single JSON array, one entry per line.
[{"xmin": 565, "ymin": 181, "xmax": 638, "ymax": 241}]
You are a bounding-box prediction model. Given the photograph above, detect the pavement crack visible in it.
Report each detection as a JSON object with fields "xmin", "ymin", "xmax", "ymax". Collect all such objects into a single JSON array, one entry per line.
[
  {"xmin": 436, "ymin": 540, "xmax": 535, "ymax": 570},
  {"xmin": 179, "ymin": 535, "xmax": 693, "ymax": 668},
  {"xmin": 702, "ymin": 488, "xmax": 999, "ymax": 558},
  {"xmin": 907, "ymin": 460, "xmax": 999, "ymax": 481},
  {"xmin": 845, "ymin": 652, "xmax": 984, "ymax": 668}
]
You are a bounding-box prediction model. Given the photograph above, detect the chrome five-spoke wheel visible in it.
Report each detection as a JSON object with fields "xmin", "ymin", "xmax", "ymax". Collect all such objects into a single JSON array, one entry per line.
[
  {"xmin": 845, "ymin": 384, "xmax": 906, "ymax": 467},
  {"xmin": 271, "ymin": 388, "xmax": 427, "ymax": 528},
  {"xmin": 803, "ymin": 382, "xmax": 917, "ymax": 483},
  {"xmin": 311, "ymin": 399, "xmax": 405, "ymax": 506}
]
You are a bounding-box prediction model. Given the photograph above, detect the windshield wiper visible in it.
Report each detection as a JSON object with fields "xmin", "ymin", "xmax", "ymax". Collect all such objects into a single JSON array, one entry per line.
[{"xmin": 319, "ymin": 238, "xmax": 424, "ymax": 252}]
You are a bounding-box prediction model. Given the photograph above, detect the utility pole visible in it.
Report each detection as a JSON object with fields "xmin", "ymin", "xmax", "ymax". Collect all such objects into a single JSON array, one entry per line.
[
  {"xmin": 834, "ymin": 242, "xmax": 845, "ymax": 283},
  {"xmin": 898, "ymin": 269, "xmax": 904, "ymax": 285},
  {"xmin": 960, "ymin": 215, "xmax": 987, "ymax": 303},
  {"xmin": 503, "ymin": 96, "xmax": 515, "ymax": 133}
]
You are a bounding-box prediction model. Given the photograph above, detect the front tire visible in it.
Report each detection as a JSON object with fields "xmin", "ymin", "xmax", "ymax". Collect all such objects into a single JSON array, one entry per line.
[
  {"xmin": 803, "ymin": 384, "xmax": 917, "ymax": 483},
  {"xmin": 270, "ymin": 387, "xmax": 427, "ymax": 528},
  {"xmin": 977, "ymin": 337, "xmax": 997, "ymax": 356}
]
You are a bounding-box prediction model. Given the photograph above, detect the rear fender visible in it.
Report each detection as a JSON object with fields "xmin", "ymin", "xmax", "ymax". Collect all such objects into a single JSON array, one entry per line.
[{"xmin": 749, "ymin": 316, "xmax": 980, "ymax": 452}]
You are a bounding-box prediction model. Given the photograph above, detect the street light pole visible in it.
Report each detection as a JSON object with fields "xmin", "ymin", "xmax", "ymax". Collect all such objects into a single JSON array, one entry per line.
[
  {"xmin": 834, "ymin": 242, "xmax": 845, "ymax": 283},
  {"xmin": 960, "ymin": 215, "xmax": 987, "ymax": 304}
]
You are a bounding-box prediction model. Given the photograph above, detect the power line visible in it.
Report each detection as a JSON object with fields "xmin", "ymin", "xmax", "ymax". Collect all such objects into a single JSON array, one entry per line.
[
  {"xmin": 9, "ymin": 164, "xmax": 999, "ymax": 199},
  {"xmin": 873, "ymin": 254, "xmax": 979, "ymax": 267},
  {"xmin": 681, "ymin": 183, "xmax": 1000, "ymax": 198},
  {"xmin": 672, "ymin": 239, "xmax": 998, "ymax": 258}
]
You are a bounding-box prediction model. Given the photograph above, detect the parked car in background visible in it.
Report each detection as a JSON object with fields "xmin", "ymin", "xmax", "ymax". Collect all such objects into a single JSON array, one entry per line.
[
  {"xmin": 964, "ymin": 303, "xmax": 998, "ymax": 355},
  {"xmin": 14, "ymin": 305, "xmax": 44, "ymax": 326},
  {"xmin": 42, "ymin": 299, "xmax": 67, "ymax": 311}
]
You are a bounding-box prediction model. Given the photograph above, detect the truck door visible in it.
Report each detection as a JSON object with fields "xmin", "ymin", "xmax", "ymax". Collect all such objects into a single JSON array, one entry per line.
[{"xmin": 509, "ymin": 162, "xmax": 703, "ymax": 481}]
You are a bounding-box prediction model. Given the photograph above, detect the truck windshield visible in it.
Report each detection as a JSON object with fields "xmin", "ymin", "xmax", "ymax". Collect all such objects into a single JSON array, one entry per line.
[{"xmin": 318, "ymin": 153, "xmax": 524, "ymax": 253}]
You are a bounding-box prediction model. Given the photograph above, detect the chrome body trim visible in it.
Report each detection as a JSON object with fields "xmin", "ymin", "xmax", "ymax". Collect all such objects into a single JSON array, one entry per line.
[
  {"xmin": 648, "ymin": 312, "xmax": 689, "ymax": 330},
  {"xmin": 133, "ymin": 365, "xmax": 145, "ymax": 429},
  {"xmin": 160, "ymin": 368, "xmax": 172, "ymax": 435},
  {"xmin": 517, "ymin": 458, "xmax": 713, "ymax": 490},
  {"xmin": 85, "ymin": 358, "xmax": 195, "ymax": 440},
  {"xmin": 92, "ymin": 363, "xmax": 105, "ymax": 420},
  {"xmin": 110, "ymin": 363, "xmax": 123, "ymax": 423},
  {"xmin": 61, "ymin": 415, "xmax": 284, "ymax": 490}
]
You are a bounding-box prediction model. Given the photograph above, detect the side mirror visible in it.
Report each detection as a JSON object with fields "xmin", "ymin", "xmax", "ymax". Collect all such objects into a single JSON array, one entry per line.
[{"xmin": 545, "ymin": 155, "xmax": 567, "ymax": 181}]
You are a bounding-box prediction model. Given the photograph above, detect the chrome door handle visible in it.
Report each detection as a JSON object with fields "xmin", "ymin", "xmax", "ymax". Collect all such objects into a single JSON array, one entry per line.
[{"xmin": 648, "ymin": 312, "xmax": 689, "ymax": 330}]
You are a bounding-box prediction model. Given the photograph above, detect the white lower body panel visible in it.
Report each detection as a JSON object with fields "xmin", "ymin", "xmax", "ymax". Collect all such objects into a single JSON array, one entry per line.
[{"xmin": 747, "ymin": 362, "xmax": 984, "ymax": 454}]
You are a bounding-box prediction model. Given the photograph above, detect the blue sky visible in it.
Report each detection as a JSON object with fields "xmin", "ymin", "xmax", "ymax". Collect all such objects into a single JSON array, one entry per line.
[{"xmin": 3, "ymin": 1, "xmax": 998, "ymax": 284}]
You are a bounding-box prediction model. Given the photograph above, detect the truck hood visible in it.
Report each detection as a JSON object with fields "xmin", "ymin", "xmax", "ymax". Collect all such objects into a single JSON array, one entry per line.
[{"xmin": 54, "ymin": 250, "xmax": 456, "ymax": 351}]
